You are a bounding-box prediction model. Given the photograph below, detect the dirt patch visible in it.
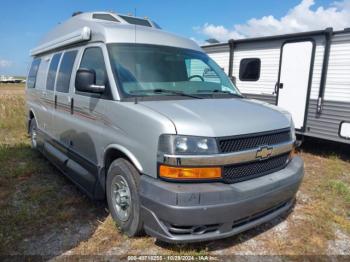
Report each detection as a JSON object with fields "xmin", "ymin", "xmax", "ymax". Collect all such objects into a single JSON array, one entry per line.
[
  {"xmin": 19, "ymin": 223, "xmax": 95, "ymax": 256},
  {"xmin": 327, "ymin": 228, "xmax": 350, "ymax": 255}
]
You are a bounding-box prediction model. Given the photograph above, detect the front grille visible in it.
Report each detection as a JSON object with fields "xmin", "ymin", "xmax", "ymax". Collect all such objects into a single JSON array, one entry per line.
[
  {"xmin": 222, "ymin": 153, "xmax": 289, "ymax": 183},
  {"xmin": 218, "ymin": 128, "xmax": 291, "ymax": 153}
]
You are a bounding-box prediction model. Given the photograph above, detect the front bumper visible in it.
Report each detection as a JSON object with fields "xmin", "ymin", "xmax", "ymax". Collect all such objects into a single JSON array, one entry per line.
[{"xmin": 140, "ymin": 156, "xmax": 304, "ymax": 243}]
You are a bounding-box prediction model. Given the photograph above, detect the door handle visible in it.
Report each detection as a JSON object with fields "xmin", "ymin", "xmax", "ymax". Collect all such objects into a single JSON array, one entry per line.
[
  {"xmin": 70, "ymin": 98, "xmax": 74, "ymax": 115},
  {"xmin": 273, "ymin": 82, "xmax": 284, "ymax": 95}
]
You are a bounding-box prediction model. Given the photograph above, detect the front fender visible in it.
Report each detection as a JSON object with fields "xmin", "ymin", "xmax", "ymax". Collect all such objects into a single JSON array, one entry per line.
[{"xmin": 103, "ymin": 144, "xmax": 144, "ymax": 173}]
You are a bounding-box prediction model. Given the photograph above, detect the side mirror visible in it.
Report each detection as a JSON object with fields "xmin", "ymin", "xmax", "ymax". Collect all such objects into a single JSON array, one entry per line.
[
  {"xmin": 230, "ymin": 76, "xmax": 237, "ymax": 85},
  {"xmin": 75, "ymin": 68, "xmax": 105, "ymax": 93}
]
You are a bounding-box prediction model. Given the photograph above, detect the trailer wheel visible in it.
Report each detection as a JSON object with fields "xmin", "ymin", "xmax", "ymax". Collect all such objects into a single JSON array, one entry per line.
[
  {"xmin": 106, "ymin": 158, "xmax": 143, "ymax": 237},
  {"xmin": 29, "ymin": 119, "xmax": 38, "ymax": 149}
]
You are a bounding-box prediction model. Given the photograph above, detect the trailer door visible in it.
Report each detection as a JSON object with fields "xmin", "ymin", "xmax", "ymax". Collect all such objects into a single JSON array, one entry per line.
[{"xmin": 277, "ymin": 41, "xmax": 314, "ymax": 130}]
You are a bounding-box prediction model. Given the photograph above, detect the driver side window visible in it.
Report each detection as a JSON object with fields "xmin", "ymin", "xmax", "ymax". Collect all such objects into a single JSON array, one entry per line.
[
  {"xmin": 185, "ymin": 59, "xmax": 221, "ymax": 83},
  {"xmin": 80, "ymin": 47, "xmax": 107, "ymax": 86},
  {"xmin": 78, "ymin": 47, "xmax": 112, "ymax": 99}
]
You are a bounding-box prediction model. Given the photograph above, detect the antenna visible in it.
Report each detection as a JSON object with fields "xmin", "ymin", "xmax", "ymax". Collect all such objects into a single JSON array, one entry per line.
[
  {"xmin": 134, "ymin": 7, "xmax": 138, "ymax": 105},
  {"xmin": 134, "ymin": 7, "xmax": 137, "ymax": 43}
]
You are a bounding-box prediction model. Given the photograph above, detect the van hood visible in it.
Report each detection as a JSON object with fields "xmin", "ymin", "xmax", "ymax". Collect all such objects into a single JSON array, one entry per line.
[{"xmin": 140, "ymin": 98, "xmax": 291, "ymax": 137}]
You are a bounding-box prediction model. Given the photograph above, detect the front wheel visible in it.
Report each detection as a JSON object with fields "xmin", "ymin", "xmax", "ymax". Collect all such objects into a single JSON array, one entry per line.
[{"xmin": 106, "ymin": 159, "xmax": 143, "ymax": 236}]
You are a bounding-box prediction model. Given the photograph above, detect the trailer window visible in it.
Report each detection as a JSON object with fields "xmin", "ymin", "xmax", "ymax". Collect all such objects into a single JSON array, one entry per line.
[
  {"xmin": 27, "ymin": 58, "xmax": 41, "ymax": 89},
  {"xmin": 56, "ymin": 50, "xmax": 78, "ymax": 93},
  {"xmin": 46, "ymin": 53, "xmax": 62, "ymax": 91},
  {"xmin": 239, "ymin": 58, "xmax": 261, "ymax": 81}
]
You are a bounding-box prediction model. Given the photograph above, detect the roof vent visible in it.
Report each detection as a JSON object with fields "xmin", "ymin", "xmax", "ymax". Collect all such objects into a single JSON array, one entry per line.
[
  {"xmin": 72, "ymin": 11, "xmax": 83, "ymax": 17},
  {"xmin": 119, "ymin": 15, "xmax": 152, "ymax": 27},
  {"xmin": 92, "ymin": 13, "xmax": 120, "ymax": 22}
]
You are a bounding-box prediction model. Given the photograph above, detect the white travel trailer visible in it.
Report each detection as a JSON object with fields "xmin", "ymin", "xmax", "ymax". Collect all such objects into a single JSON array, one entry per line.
[{"xmin": 202, "ymin": 28, "xmax": 350, "ymax": 144}]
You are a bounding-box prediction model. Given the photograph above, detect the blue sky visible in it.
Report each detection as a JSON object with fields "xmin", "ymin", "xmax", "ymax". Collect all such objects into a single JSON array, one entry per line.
[{"xmin": 0, "ymin": 0, "xmax": 348, "ymax": 76}]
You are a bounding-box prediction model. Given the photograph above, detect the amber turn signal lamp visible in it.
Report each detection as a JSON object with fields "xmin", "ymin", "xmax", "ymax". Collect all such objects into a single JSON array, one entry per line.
[{"xmin": 159, "ymin": 165, "xmax": 221, "ymax": 180}]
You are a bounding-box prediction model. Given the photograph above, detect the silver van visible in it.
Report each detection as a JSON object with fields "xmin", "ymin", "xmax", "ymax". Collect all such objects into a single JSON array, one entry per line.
[{"xmin": 26, "ymin": 12, "xmax": 304, "ymax": 243}]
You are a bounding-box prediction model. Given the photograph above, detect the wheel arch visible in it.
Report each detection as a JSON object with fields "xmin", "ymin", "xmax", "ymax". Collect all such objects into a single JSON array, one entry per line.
[
  {"xmin": 28, "ymin": 108, "xmax": 38, "ymax": 133},
  {"xmin": 103, "ymin": 144, "xmax": 143, "ymax": 174},
  {"xmin": 95, "ymin": 144, "xmax": 144, "ymax": 199}
]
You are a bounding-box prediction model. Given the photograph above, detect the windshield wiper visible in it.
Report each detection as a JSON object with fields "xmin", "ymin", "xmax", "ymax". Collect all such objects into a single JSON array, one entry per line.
[
  {"xmin": 130, "ymin": 89, "xmax": 203, "ymax": 99},
  {"xmin": 197, "ymin": 89, "xmax": 244, "ymax": 98}
]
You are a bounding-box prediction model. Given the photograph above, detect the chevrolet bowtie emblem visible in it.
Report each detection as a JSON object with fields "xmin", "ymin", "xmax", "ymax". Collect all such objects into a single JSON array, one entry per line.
[{"xmin": 256, "ymin": 146, "xmax": 273, "ymax": 160}]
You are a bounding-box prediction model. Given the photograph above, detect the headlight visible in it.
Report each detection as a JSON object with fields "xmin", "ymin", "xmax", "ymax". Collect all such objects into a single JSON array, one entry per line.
[{"xmin": 158, "ymin": 134, "xmax": 219, "ymax": 155}]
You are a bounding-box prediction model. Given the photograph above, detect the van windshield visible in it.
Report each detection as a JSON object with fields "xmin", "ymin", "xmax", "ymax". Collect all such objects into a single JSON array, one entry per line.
[{"xmin": 107, "ymin": 44, "xmax": 240, "ymax": 98}]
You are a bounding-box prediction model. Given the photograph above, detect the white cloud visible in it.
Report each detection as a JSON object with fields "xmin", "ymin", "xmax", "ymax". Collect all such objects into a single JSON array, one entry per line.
[
  {"xmin": 197, "ymin": 24, "xmax": 244, "ymax": 42},
  {"xmin": 0, "ymin": 59, "xmax": 13, "ymax": 68},
  {"xmin": 196, "ymin": 0, "xmax": 350, "ymax": 42}
]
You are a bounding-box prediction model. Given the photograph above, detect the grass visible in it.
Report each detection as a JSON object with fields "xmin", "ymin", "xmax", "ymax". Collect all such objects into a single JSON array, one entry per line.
[
  {"xmin": 0, "ymin": 83, "xmax": 349, "ymax": 256},
  {"xmin": 0, "ymin": 93, "xmax": 27, "ymax": 144},
  {"xmin": 0, "ymin": 84, "xmax": 104, "ymax": 254},
  {"xmin": 328, "ymin": 180, "xmax": 350, "ymax": 204}
]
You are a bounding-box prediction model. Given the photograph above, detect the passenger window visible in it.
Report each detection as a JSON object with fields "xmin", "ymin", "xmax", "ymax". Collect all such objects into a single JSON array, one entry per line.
[
  {"xmin": 34, "ymin": 58, "xmax": 50, "ymax": 90},
  {"xmin": 239, "ymin": 58, "xmax": 261, "ymax": 81},
  {"xmin": 56, "ymin": 50, "xmax": 78, "ymax": 93},
  {"xmin": 46, "ymin": 53, "xmax": 62, "ymax": 91},
  {"xmin": 79, "ymin": 47, "xmax": 107, "ymax": 86},
  {"xmin": 185, "ymin": 59, "xmax": 221, "ymax": 83},
  {"xmin": 27, "ymin": 58, "xmax": 41, "ymax": 89}
]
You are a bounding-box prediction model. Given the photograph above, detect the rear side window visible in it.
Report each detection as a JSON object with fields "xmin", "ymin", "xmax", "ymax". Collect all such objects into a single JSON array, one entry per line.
[
  {"xmin": 34, "ymin": 57, "xmax": 50, "ymax": 90},
  {"xmin": 79, "ymin": 47, "xmax": 107, "ymax": 86},
  {"xmin": 239, "ymin": 58, "xmax": 261, "ymax": 81},
  {"xmin": 27, "ymin": 58, "xmax": 41, "ymax": 88},
  {"xmin": 56, "ymin": 50, "xmax": 78, "ymax": 93},
  {"xmin": 46, "ymin": 53, "xmax": 62, "ymax": 91}
]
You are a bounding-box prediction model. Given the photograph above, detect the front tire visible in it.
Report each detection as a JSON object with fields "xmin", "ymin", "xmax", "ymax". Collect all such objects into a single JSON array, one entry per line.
[{"xmin": 106, "ymin": 159, "xmax": 143, "ymax": 237}]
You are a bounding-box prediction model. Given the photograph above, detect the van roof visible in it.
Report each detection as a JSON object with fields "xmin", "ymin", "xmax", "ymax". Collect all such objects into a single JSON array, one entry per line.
[{"xmin": 31, "ymin": 12, "xmax": 201, "ymax": 56}]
